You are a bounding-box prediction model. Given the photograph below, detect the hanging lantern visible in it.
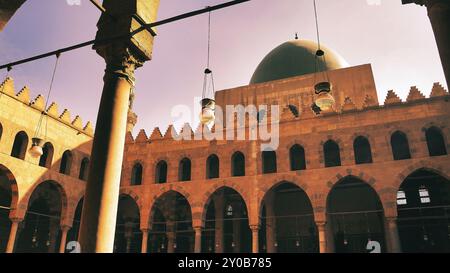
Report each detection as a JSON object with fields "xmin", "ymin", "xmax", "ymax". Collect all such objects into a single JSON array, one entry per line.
[
  {"xmin": 314, "ymin": 81, "xmax": 335, "ymax": 111},
  {"xmin": 199, "ymin": 97, "xmax": 216, "ymax": 125},
  {"xmin": 295, "ymin": 240, "xmax": 300, "ymax": 247},
  {"xmin": 199, "ymin": 12, "xmax": 216, "ymax": 125},
  {"xmin": 343, "ymin": 238, "xmax": 348, "ymax": 245},
  {"xmin": 29, "ymin": 137, "xmax": 45, "ymax": 158}
]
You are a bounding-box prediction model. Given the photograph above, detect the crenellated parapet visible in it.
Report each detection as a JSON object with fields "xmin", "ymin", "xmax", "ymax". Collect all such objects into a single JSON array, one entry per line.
[
  {"xmin": 0, "ymin": 77, "xmax": 93, "ymax": 136},
  {"xmin": 125, "ymin": 82, "xmax": 448, "ymax": 146}
]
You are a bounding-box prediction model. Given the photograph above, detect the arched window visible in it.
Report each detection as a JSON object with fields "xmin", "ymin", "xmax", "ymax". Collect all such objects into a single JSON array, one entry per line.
[
  {"xmin": 426, "ymin": 127, "xmax": 447, "ymax": 156},
  {"xmin": 231, "ymin": 151, "xmax": 245, "ymax": 177},
  {"xmin": 391, "ymin": 131, "xmax": 411, "ymax": 160},
  {"xmin": 11, "ymin": 131, "xmax": 28, "ymax": 159},
  {"xmin": 289, "ymin": 144, "xmax": 306, "ymax": 171},
  {"xmin": 39, "ymin": 142, "xmax": 54, "ymax": 168},
  {"xmin": 179, "ymin": 158, "xmax": 191, "ymax": 181},
  {"xmin": 353, "ymin": 136, "xmax": 373, "ymax": 164},
  {"xmin": 206, "ymin": 154, "xmax": 219, "ymax": 179},
  {"xmin": 59, "ymin": 150, "xmax": 73, "ymax": 175},
  {"xmin": 262, "ymin": 150, "xmax": 277, "ymax": 174},
  {"xmin": 79, "ymin": 157, "xmax": 90, "ymax": 181},
  {"xmin": 155, "ymin": 160, "xmax": 168, "ymax": 184},
  {"xmin": 131, "ymin": 163, "xmax": 143, "ymax": 186},
  {"xmin": 0, "ymin": 122, "xmax": 3, "ymax": 142},
  {"xmin": 323, "ymin": 140, "xmax": 341, "ymax": 167}
]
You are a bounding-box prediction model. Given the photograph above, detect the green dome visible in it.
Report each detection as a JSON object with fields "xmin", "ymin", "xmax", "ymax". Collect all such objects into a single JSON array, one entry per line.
[{"xmin": 250, "ymin": 39, "xmax": 349, "ymax": 84}]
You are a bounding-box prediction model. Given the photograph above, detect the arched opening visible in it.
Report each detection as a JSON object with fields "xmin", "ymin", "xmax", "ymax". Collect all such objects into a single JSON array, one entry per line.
[
  {"xmin": 16, "ymin": 181, "xmax": 65, "ymax": 253},
  {"xmin": 260, "ymin": 182, "xmax": 318, "ymax": 253},
  {"xmin": 323, "ymin": 140, "xmax": 341, "ymax": 168},
  {"xmin": 289, "ymin": 145, "xmax": 306, "ymax": 171},
  {"xmin": 327, "ymin": 177, "xmax": 386, "ymax": 253},
  {"xmin": 0, "ymin": 165, "xmax": 17, "ymax": 253},
  {"xmin": 231, "ymin": 151, "xmax": 245, "ymax": 177},
  {"xmin": 391, "ymin": 131, "xmax": 411, "ymax": 160},
  {"xmin": 397, "ymin": 169, "xmax": 450, "ymax": 252},
  {"xmin": 155, "ymin": 160, "xmax": 168, "ymax": 184},
  {"xmin": 353, "ymin": 136, "xmax": 373, "ymax": 164},
  {"xmin": 66, "ymin": 198, "xmax": 83, "ymax": 247},
  {"xmin": 425, "ymin": 127, "xmax": 447, "ymax": 157},
  {"xmin": 148, "ymin": 191, "xmax": 193, "ymax": 253},
  {"xmin": 178, "ymin": 158, "xmax": 191, "ymax": 182},
  {"xmin": 11, "ymin": 131, "xmax": 28, "ymax": 160},
  {"xmin": 262, "ymin": 150, "xmax": 277, "ymax": 174},
  {"xmin": 206, "ymin": 154, "xmax": 219, "ymax": 179},
  {"xmin": 39, "ymin": 142, "xmax": 54, "ymax": 168},
  {"xmin": 78, "ymin": 158, "xmax": 89, "ymax": 181},
  {"xmin": 130, "ymin": 163, "xmax": 143, "ymax": 186},
  {"xmin": 114, "ymin": 195, "xmax": 141, "ymax": 253},
  {"xmin": 202, "ymin": 187, "xmax": 251, "ymax": 253},
  {"xmin": 0, "ymin": 122, "xmax": 3, "ymax": 142},
  {"xmin": 59, "ymin": 150, "xmax": 73, "ymax": 175}
]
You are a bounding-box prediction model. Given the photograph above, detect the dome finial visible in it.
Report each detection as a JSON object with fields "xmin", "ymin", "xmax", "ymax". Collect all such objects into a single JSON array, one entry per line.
[{"xmin": 295, "ymin": 32, "xmax": 299, "ymax": 40}]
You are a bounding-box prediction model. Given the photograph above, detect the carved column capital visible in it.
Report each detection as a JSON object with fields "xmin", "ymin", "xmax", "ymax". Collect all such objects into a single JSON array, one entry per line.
[{"xmin": 97, "ymin": 46, "xmax": 146, "ymax": 86}]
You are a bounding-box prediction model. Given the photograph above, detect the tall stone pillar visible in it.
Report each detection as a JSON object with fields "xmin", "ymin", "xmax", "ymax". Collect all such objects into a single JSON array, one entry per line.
[
  {"xmin": 250, "ymin": 225, "xmax": 259, "ymax": 254},
  {"xmin": 194, "ymin": 227, "xmax": 202, "ymax": 253},
  {"xmin": 6, "ymin": 218, "xmax": 22, "ymax": 253},
  {"xmin": 403, "ymin": 0, "xmax": 450, "ymax": 88},
  {"xmin": 59, "ymin": 225, "xmax": 71, "ymax": 253},
  {"xmin": 141, "ymin": 229, "xmax": 149, "ymax": 253},
  {"xmin": 78, "ymin": 0, "xmax": 160, "ymax": 253},
  {"xmin": 385, "ymin": 217, "xmax": 402, "ymax": 253},
  {"xmin": 316, "ymin": 221, "xmax": 327, "ymax": 253}
]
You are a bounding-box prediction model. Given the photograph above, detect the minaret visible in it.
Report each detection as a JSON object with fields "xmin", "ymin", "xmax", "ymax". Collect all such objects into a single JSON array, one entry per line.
[{"xmin": 402, "ymin": 0, "xmax": 450, "ymax": 88}]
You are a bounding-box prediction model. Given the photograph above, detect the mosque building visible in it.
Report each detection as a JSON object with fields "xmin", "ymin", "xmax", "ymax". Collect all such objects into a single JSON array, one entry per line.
[{"xmin": 1, "ymin": 36, "xmax": 449, "ymax": 253}]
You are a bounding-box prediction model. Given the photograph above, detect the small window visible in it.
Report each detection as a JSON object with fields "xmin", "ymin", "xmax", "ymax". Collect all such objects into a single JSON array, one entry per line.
[
  {"xmin": 397, "ymin": 190, "xmax": 407, "ymax": 205},
  {"xmin": 60, "ymin": 150, "xmax": 73, "ymax": 175},
  {"xmin": 11, "ymin": 131, "xmax": 28, "ymax": 160},
  {"xmin": 324, "ymin": 140, "xmax": 341, "ymax": 167},
  {"xmin": 79, "ymin": 157, "xmax": 90, "ymax": 181},
  {"xmin": 179, "ymin": 158, "xmax": 191, "ymax": 181},
  {"xmin": 226, "ymin": 205, "xmax": 233, "ymax": 217},
  {"xmin": 155, "ymin": 160, "xmax": 168, "ymax": 184},
  {"xmin": 391, "ymin": 131, "xmax": 411, "ymax": 160},
  {"xmin": 419, "ymin": 186, "xmax": 431, "ymax": 204},
  {"xmin": 231, "ymin": 152, "xmax": 245, "ymax": 177},
  {"xmin": 131, "ymin": 163, "xmax": 143, "ymax": 186},
  {"xmin": 262, "ymin": 150, "xmax": 277, "ymax": 174},
  {"xmin": 206, "ymin": 154, "xmax": 219, "ymax": 179}
]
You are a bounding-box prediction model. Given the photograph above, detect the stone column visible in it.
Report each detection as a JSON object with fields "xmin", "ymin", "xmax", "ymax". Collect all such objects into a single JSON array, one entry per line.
[
  {"xmin": 250, "ymin": 225, "xmax": 259, "ymax": 253},
  {"xmin": 59, "ymin": 225, "xmax": 71, "ymax": 253},
  {"xmin": 427, "ymin": 0, "xmax": 450, "ymax": 89},
  {"xmin": 385, "ymin": 217, "xmax": 402, "ymax": 253},
  {"xmin": 78, "ymin": 0, "xmax": 159, "ymax": 253},
  {"xmin": 316, "ymin": 221, "xmax": 327, "ymax": 253},
  {"xmin": 6, "ymin": 218, "xmax": 22, "ymax": 253},
  {"xmin": 404, "ymin": 0, "xmax": 450, "ymax": 88},
  {"xmin": 194, "ymin": 227, "xmax": 202, "ymax": 253},
  {"xmin": 141, "ymin": 229, "xmax": 149, "ymax": 253}
]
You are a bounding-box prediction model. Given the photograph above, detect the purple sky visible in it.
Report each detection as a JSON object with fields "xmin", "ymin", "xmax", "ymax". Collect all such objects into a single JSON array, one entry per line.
[{"xmin": 0, "ymin": 0, "xmax": 446, "ymax": 135}]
